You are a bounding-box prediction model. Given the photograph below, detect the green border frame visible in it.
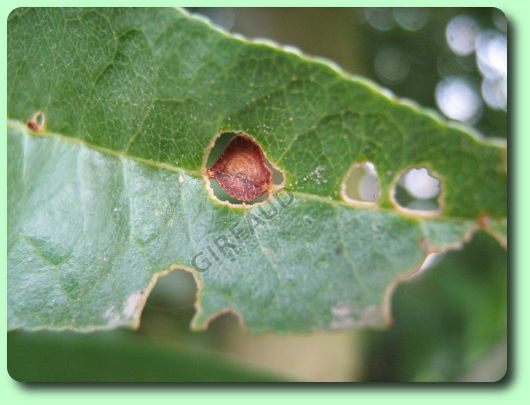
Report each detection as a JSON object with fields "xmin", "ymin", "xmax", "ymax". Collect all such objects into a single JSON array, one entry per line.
[{"xmin": 2, "ymin": 0, "xmax": 524, "ymax": 398}]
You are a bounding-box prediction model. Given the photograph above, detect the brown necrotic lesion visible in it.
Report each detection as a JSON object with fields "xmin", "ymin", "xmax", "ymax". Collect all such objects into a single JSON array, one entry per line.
[
  {"xmin": 26, "ymin": 111, "xmax": 46, "ymax": 132},
  {"xmin": 207, "ymin": 133, "xmax": 273, "ymax": 201}
]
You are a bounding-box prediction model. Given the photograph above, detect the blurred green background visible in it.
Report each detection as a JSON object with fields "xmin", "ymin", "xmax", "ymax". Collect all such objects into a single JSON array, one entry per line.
[{"xmin": 8, "ymin": 7, "xmax": 507, "ymax": 382}]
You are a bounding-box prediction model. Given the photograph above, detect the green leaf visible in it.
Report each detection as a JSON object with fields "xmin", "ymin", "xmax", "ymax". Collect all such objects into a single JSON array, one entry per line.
[
  {"xmin": 7, "ymin": 8, "xmax": 507, "ymax": 333},
  {"xmin": 8, "ymin": 331, "xmax": 283, "ymax": 382}
]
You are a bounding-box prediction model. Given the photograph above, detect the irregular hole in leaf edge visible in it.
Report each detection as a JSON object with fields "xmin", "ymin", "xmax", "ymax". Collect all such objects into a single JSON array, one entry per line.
[
  {"xmin": 134, "ymin": 264, "xmax": 249, "ymax": 333},
  {"xmin": 381, "ymin": 225, "xmax": 476, "ymax": 327},
  {"xmin": 190, "ymin": 306, "xmax": 249, "ymax": 333},
  {"xmin": 139, "ymin": 220, "xmax": 483, "ymax": 334}
]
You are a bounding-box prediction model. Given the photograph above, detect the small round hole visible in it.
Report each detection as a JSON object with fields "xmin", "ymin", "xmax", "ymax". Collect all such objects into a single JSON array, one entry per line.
[
  {"xmin": 393, "ymin": 167, "xmax": 442, "ymax": 215},
  {"xmin": 341, "ymin": 162, "xmax": 380, "ymax": 205}
]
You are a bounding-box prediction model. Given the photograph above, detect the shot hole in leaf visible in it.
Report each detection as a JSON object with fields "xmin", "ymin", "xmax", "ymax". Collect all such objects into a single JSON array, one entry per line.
[
  {"xmin": 393, "ymin": 167, "xmax": 442, "ymax": 215},
  {"xmin": 142, "ymin": 270, "xmax": 197, "ymax": 320},
  {"xmin": 341, "ymin": 162, "xmax": 380, "ymax": 205},
  {"xmin": 205, "ymin": 131, "xmax": 284, "ymax": 206}
]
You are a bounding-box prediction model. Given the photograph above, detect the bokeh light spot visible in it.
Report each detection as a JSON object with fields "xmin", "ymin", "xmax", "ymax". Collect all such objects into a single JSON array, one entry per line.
[
  {"xmin": 476, "ymin": 29, "xmax": 507, "ymax": 79},
  {"xmin": 364, "ymin": 8, "xmax": 395, "ymax": 31},
  {"xmin": 435, "ymin": 76, "xmax": 482, "ymax": 123},
  {"xmin": 393, "ymin": 8, "xmax": 429, "ymax": 31},
  {"xmin": 446, "ymin": 15, "xmax": 480, "ymax": 56},
  {"xmin": 374, "ymin": 47, "xmax": 411, "ymax": 84}
]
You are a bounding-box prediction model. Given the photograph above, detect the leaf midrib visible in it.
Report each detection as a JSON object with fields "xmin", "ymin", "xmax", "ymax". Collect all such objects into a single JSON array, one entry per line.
[{"xmin": 7, "ymin": 118, "xmax": 478, "ymax": 223}]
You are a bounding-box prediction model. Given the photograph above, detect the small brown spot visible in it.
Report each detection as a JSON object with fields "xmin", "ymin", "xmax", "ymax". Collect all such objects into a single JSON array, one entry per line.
[
  {"xmin": 207, "ymin": 133, "xmax": 272, "ymax": 201},
  {"xmin": 27, "ymin": 111, "xmax": 45, "ymax": 132}
]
